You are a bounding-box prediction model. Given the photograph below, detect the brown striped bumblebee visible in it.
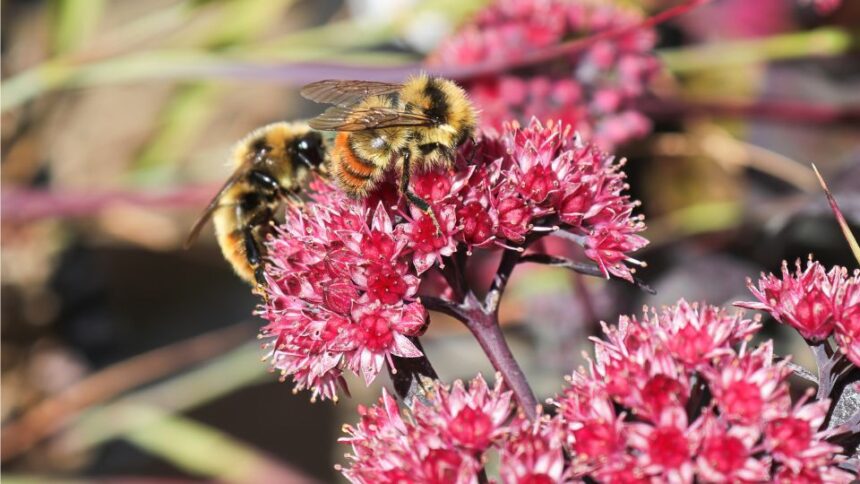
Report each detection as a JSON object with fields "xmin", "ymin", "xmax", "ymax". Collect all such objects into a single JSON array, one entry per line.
[
  {"xmin": 185, "ymin": 122, "xmax": 327, "ymax": 285},
  {"xmin": 301, "ymin": 73, "xmax": 478, "ymax": 230}
]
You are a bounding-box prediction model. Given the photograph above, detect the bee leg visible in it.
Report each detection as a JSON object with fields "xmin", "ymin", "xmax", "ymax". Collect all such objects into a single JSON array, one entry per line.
[
  {"xmin": 242, "ymin": 226, "xmax": 267, "ymax": 287},
  {"xmin": 249, "ymin": 170, "xmax": 281, "ymax": 192},
  {"xmin": 400, "ymin": 150, "xmax": 442, "ymax": 235}
]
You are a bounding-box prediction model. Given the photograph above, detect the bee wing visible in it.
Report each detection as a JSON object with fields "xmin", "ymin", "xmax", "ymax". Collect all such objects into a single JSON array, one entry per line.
[
  {"xmin": 308, "ymin": 106, "xmax": 434, "ymax": 132},
  {"xmin": 183, "ymin": 165, "xmax": 251, "ymax": 249},
  {"xmin": 300, "ymin": 80, "xmax": 403, "ymax": 107}
]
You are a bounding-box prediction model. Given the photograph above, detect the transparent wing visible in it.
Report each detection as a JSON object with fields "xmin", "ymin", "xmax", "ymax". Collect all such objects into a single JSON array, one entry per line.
[
  {"xmin": 300, "ymin": 80, "xmax": 403, "ymax": 107},
  {"xmin": 183, "ymin": 149, "xmax": 263, "ymax": 248},
  {"xmin": 308, "ymin": 106, "xmax": 434, "ymax": 132}
]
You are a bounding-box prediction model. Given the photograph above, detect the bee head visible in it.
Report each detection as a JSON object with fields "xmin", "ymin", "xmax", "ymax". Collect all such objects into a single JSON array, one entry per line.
[{"xmin": 291, "ymin": 131, "xmax": 326, "ymax": 169}]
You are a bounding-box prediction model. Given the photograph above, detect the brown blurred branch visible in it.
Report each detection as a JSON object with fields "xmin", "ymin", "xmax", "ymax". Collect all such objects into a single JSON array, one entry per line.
[{"xmin": 1, "ymin": 322, "xmax": 255, "ymax": 462}]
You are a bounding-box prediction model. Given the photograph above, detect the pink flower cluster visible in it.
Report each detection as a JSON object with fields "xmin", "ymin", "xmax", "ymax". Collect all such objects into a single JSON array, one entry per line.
[
  {"xmin": 339, "ymin": 301, "xmax": 855, "ymax": 482},
  {"xmin": 258, "ymin": 119, "xmax": 646, "ymax": 400},
  {"xmin": 555, "ymin": 301, "xmax": 851, "ymax": 482},
  {"xmin": 739, "ymin": 259, "xmax": 860, "ymax": 366},
  {"xmin": 428, "ymin": 0, "xmax": 659, "ymax": 149},
  {"xmin": 259, "ymin": 193, "xmax": 427, "ymax": 401},
  {"xmin": 339, "ymin": 375, "xmax": 517, "ymax": 483}
]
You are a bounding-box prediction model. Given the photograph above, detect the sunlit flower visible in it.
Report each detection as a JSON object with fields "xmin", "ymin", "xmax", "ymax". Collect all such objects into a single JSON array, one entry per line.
[
  {"xmin": 499, "ymin": 417, "xmax": 566, "ymax": 484},
  {"xmin": 259, "ymin": 190, "xmax": 428, "ymax": 401},
  {"xmin": 702, "ymin": 342, "xmax": 791, "ymax": 425},
  {"xmin": 764, "ymin": 397, "xmax": 844, "ymax": 473},
  {"xmin": 835, "ymin": 274, "xmax": 860, "ymax": 367},
  {"xmin": 694, "ymin": 412, "xmax": 770, "ymax": 482},
  {"xmin": 550, "ymin": 300, "xmax": 849, "ymax": 482},
  {"xmin": 739, "ymin": 260, "xmax": 860, "ymax": 364},
  {"xmin": 653, "ymin": 301, "xmax": 761, "ymax": 369},
  {"xmin": 339, "ymin": 375, "xmax": 514, "ymax": 484},
  {"xmin": 627, "ymin": 407, "xmax": 697, "ymax": 483},
  {"xmin": 258, "ymin": 119, "xmax": 646, "ymax": 399}
]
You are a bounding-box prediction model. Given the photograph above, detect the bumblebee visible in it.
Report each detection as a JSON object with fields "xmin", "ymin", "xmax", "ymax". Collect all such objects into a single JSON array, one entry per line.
[
  {"xmin": 185, "ymin": 122, "xmax": 327, "ymax": 285},
  {"xmin": 300, "ymin": 73, "xmax": 477, "ymax": 228}
]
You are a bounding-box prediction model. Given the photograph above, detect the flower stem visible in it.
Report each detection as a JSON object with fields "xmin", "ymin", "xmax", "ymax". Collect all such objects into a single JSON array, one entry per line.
[
  {"xmin": 422, "ymin": 293, "xmax": 540, "ymax": 420},
  {"xmin": 462, "ymin": 293, "xmax": 539, "ymax": 420}
]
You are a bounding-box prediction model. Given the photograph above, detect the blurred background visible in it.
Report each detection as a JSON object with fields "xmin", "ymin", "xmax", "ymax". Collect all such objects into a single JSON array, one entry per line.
[{"xmin": 2, "ymin": 0, "xmax": 859, "ymax": 481}]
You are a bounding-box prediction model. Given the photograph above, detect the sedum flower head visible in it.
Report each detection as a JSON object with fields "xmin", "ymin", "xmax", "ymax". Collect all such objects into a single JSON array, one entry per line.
[
  {"xmin": 336, "ymin": 300, "xmax": 855, "ymax": 482},
  {"xmin": 739, "ymin": 259, "xmax": 860, "ymax": 364},
  {"xmin": 259, "ymin": 189, "xmax": 427, "ymax": 401},
  {"xmin": 429, "ymin": 0, "xmax": 659, "ymax": 149},
  {"xmin": 339, "ymin": 374, "xmax": 515, "ymax": 484},
  {"xmin": 259, "ymin": 119, "xmax": 647, "ymax": 400},
  {"xmin": 552, "ymin": 300, "xmax": 852, "ymax": 482}
]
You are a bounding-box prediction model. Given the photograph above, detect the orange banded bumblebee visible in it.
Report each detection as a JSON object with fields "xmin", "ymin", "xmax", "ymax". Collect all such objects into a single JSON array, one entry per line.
[
  {"xmin": 185, "ymin": 122, "xmax": 327, "ymax": 285},
  {"xmin": 300, "ymin": 73, "xmax": 478, "ymax": 229}
]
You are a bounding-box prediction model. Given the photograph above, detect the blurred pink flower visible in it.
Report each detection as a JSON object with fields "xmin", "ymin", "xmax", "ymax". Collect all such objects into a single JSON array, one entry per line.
[
  {"xmin": 800, "ymin": 0, "xmax": 842, "ymax": 14},
  {"xmin": 429, "ymin": 0, "xmax": 659, "ymax": 149}
]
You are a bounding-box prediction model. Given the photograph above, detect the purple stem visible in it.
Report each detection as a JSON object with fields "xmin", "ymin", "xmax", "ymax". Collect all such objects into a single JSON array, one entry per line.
[
  {"xmin": 637, "ymin": 97, "xmax": 860, "ymax": 125},
  {"xmin": 423, "ymin": 245, "xmax": 542, "ymax": 420},
  {"xmin": 464, "ymin": 302, "xmax": 539, "ymax": 420},
  {"xmin": 1, "ymin": 185, "xmax": 216, "ymax": 221},
  {"xmin": 422, "ymin": 293, "xmax": 539, "ymax": 421},
  {"xmin": 812, "ymin": 342, "xmax": 837, "ymax": 401},
  {"xmin": 519, "ymin": 253, "xmax": 656, "ymax": 294}
]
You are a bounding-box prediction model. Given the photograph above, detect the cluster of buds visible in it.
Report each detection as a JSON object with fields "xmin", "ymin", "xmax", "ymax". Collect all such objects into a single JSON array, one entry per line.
[
  {"xmin": 740, "ymin": 259, "xmax": 860, "ymax": 366},
  {"xmin": 257, "ymin": 119, "xmax": 646, "ymax": 401},
  {"xmin": 428, "ymin": 0, "xmax": 660, "ymax": 149},
  {"xmin": 339, "ymin": 301, "xmax": 857, "ymax": 482}
]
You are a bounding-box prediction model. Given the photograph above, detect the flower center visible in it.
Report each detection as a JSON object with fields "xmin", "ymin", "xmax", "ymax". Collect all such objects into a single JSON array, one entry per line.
[
  {"xmin": 357, "ymin": 313, "xmax": 393, "ymax": 352},
  {"xmin": 366, "ymin": 266, "xmax": 408, "ymax": 305},
  {"xmin": 647, "ymin": 426, "xmax": 689, "ymax": 469},
  {"xmin": 641, "ymin": 374, "xmax": 686, "ymax": 415},
  {"xmin": 449, "ymin": 406, "xmax": 494, "ymax": 451},
  {"xmin": 767, "ymin": 417, "xmax": 811, "ymax": 455},
  {"xmin": 793, "ymin": 288, "xmax": 833, "ymax": 339},
  {"xmin": 520, "ymin": 474, "xmax": 554, "ymax": 484},
  {"xmin": 701, "ymin": 435, "xmax": 747, "ymax": 474},
  {"xmin": 573, "ymin": 420, "xmax": 620, "ymax": 458},
  {"xmin": 721, "ymin": 380, "xmax": 763, "ymax": 423}
]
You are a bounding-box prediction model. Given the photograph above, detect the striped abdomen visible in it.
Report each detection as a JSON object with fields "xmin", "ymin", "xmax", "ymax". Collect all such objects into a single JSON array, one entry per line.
[{"xmin": 332, "ymin": 132, "xmax": 382, "ymax": 197}]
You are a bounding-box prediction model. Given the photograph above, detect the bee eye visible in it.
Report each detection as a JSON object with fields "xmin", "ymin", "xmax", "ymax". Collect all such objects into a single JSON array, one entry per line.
[{"xmin": 293, "ymin": 134, "xmax": 325, "ymax": 168}]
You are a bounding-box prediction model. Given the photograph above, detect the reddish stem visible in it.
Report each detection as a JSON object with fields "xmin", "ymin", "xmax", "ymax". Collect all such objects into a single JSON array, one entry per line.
[
  {"xmin": 422, "ymin": 246, "xmax": 541, "ymax": 420},
  {"xmin": 638, "ymin": 97, "xmax": 860, "ymax": 124},
  {"xmin": 205, "ymin": 0, "xmax": 710, "ymax": 85},
  {"xmin": 464, "ymin": 294, "xmax": 539, "ymax": 420},
  {"xmin": 1, "ymin": 185, "xmax": 216, "ymax": 221}
]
